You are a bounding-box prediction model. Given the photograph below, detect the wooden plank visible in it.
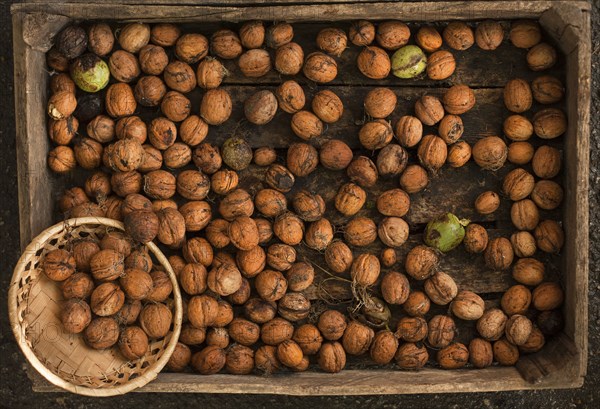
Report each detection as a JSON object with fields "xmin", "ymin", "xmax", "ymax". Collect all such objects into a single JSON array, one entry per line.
[
  {"xmin": 13, "ymin": 12, "xmax": 55, "ymax": 250},
  {"xmin": 11, "ymin": 2, "xmax": 573, "ymax": 22}
]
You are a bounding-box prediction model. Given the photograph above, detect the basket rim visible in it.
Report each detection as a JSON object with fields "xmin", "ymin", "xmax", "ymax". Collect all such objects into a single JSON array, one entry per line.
[{"xmin": 8, "ymin": 216, "xmax": 183, "ymax": 397}]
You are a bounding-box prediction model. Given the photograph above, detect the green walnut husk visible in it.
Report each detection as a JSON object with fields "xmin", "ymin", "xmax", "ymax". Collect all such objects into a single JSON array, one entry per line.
[
  {"xmin": 70, "ymin": 53, "xmax": 110, "ymax": 93},
  {"xmin": 222, "ymin": 137, "xmax": 253, "ymax": 171},
  {"xmin": 424, "ymin": 212, "xmax": 470, "ymax": 252},
  {"xmin": 391, "ymin": 45, "xmax": 427, "ymax": 79}
]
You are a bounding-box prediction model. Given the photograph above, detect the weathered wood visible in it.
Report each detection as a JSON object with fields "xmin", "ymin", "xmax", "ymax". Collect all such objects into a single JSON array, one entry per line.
[
  {"xmin": 13, "ymin": 12, "xmax": 55, "ymax": 251},
  {"xmin": 13, "ymin": 2, "xmax": 584, "ymax": 23}
]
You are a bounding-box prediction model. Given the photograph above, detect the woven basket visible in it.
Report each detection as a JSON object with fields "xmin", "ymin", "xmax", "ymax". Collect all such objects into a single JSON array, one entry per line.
[{"xmin": 8, "ymin": 217, "xmax": 183, "ymax": 396}]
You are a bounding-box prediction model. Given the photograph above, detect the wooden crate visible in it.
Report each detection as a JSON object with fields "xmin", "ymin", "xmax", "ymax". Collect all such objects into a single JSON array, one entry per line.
[{"xmin": 11, "ymin": 0, "xmax": 590, "ymax": 395}]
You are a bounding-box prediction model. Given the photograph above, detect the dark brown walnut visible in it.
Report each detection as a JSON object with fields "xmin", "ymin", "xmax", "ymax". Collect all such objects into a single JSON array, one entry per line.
[
  {"xmin": 377, "ymin": 144, "xmax": 408, "ymax": 178},
  {"xmin": 475, "ymin": 20, "xmax": 504, "ymax": 50},
  {"xmin": 211, "ymin": 29, "xmax": 242, "ymax": 60},
  {"xmin": 443, "ymin": 84, "xmax": 476, "ymax": 115},
  {"xmin": 357, "ymin": 46, "xmax": 390, "ymax": 80},
  {"xmin": 533, "ymin": 108, "xmax": 567, "ymax": 139},
  {"xmin": 293, "ymin": 190, "xmax": 325, "ymax": 222},
  {"xmin": 238, "ymin": 49, "xmax": 272, "ymax": 78},
  {"xmin": 396, "ymin": 316, "xmax": 428, "ymax": 342},
  {"xmin": 511, "ymin": 231, "xmax": 537, "ymax": 258},
  {"xmin": 469, "ymin": 338, "xmax": 493, "ymax": 368},
  {"xmin": 261, "ymin": 318, "xmax": 294, "ymax": 345},
  {"xmin": 175, "ymin": 33, "xmax": 209, "ymax": 64},
  {"xmin": 437, "ymin": 343, "xmax": 469, "ymax": 369},
  {"xmin": 324, "ymin": 240, "xmax": 353, "ymax": 273},
  {"xmin": 404, "ymin": 291, "xmax": 431, "ymax": 317},
  {"xmin": 61, "ymin": 299, "xmax": 92, "ymax": 334},
  {"xmin": 56, "ymin": 25, "xmax": 88, "ymax": 59},
  {"xmin": 347, "ymin": 156, "xmax": 378, "ymax": 188},
  {"xmin": 123, "ymin": 210, "xmax": 158, "ymax": 244},
  {"xmin": 531, "ymin": 180, "xmax": 563, "ymax": 210},
  {"xmin": 139, "ymin": 44, "xmax": 169, "ymax": 76},
  {"xmin": 109, "ymin": 50, "xmax": 140, "ymax": 83},
  {"xmin": 239, "ymin": 21, "xmax": 264, "ymax": 49},
  {"xmin": 427, "ymin": 315, "xmax": 456, "ymax": 348},
  {"xmin": 244, "ymin": 90, "xmax": 278, "ymax": 126},
  {"xmin": 532, "ymin": 75, "xmax": 564, "ymax": 104},
  {"xmin": 501, "ymin": 285, "xmax": 532, "ymax": 316},
  {"xmin": 504, "ymin": 78, "xmax": 532, "ymax": 113},
  {"xmin": 405, "ymin": 245, "xmax": 438, "ymax": 280},
  {"xmin": 177, "ymin": 169, "xmax": 210, "ymax": 201},
  {"xmin": 303, "ymin": 52, "xmax": 338, "ymax": 83},
  {"xmin": 317, "ymin": 28, "xmax": 348, "ymax": 56},
  {"xmin": 156, "ymin": 207, "xmax": 186, "ymax": 249},
  {"xmin": 274, "ymin": 42, "xmax": 304, "ymax": 76},
  {"xmin": 503, "ymin": 168, "xmax": 535, "ymax": 201},
  {"xmin": 287, "ymin": 142, "xmax": 319, "ymax": 177},
  {"xmin": 304, "ymin": 218, "xmax": 334, "ymax": 251},
  {"xmin": 472, "ymin": 136, "xmax": 508, "ymax": 171},
  {"xmin": 416, "ymin": 25, "xmax": 442, "ymax": 52},
  {"xmin": 191, "ymin": 346, "xmax": 226, "ymax": 375},
  {"xmin": 443, "ymin": 22, "xmax": 474, "ymax": 50},
  {"xmin": 447, "ymin": 140, "xmax": 471, "ymax": 167},
  {"xmin": 166, "ymin": 342, "xmax": 192, "ymax": 372},
  {"xmin": 344, "ymin": 217, "xmax": 377, "ymax": 247},
  {"xmin": 532, "ymin": 145, "xmax": 562, "ymax": 179},
  {"xmin": 395, "ymin": 342, "xmax": 428, "ymax": 369},
  {"xmin": 84, "ymin": 317, "xmax": 119, "ymax": 350},
  {"xmin": 111, "ymin": 175, "xmax": 143, "ymax": 203},
  {"xmin": 89, "ymin": 249, "xmax": 124, "ymax": 281},
  {"xmin": 494, "ymin": 338, "xmax": 520, "ymax": 365},
  {"xmin": 291, "ymin": 110, "xmax": 323, "ymax": 140},
  {"xmin": 320, "ymin": 139, "xmax": 353, "ymax": 170},
  {"xmin": 226, "ymin": 345, "xmax": 255, "ymax": 375},
  {"xmin": 342, "ymin": 321, "xmax": 375, "ymax": 355},
  {"xmin": 510, "ymin": 20, "xmax": 542, "ymax": 49},
  {"xmin": 265, "ymin": 164, "xmax": 295, "ymax": 193},
  {"xmin": 427, "ymin": 50, "xmax": 456, "ymax": 80},
  {"xmin": 511, "ymin": 199, "xmax": 540, "ymax": 231},
  {"xmin": 527, "ymin": 43, "xmax": 557, "ymax": 71},
  {"xmin": 537, "ymin": 310, "xmax": 564, "ymax": 336},
  {"xmin": 424, "ymin": 271, "xmax": 458, "ymax": 306},
  {"xmin": 119, "ymin": 326, "xmax": 149, "ymax": 360},
  {"xmin": 535, "ymin": 220, "xmax": 565, "ymax": 254},
  {"xmin": 43, "ymin": 249, "xmax": 76, "ymax": 282},
  {"xmin": 318, "ymin": 342, "xmax": 346, "ymax": 373},
  {"xmin": 463, "ymin": 223, "xmax": 488, "ymax": 254},
  {"xmin": 48, "ymin": 146, "xmax": 76, "ymax": 174},
  {"xmin": 450, "ymin": 290, "xmax": 485, "ymax": 320},
  {"xmin": 369, "ymin": 330, "xmax": 398, "ymax": 365},
  {"xmin": 335, "ymin": 183, "xmax": 366, "ymax": 217},
  {"xmin": 484, "ymin": 237, "xmax": 514, "ymax": 270},
  {"xmin": 134, "ymin": 76, "xmax": 167, "ymax": 107},
  {"xmin": 48, "ymin": 91, "xmax": 77, "ymax": 121},
  {"xmin": 415, "ymin": 95, "xmax": 444, "ymax": 126},
  {"xmin": 62, "ymin": 272, "xmax": 94, "ymax": 299},
  {"xmin": 48, "ymin": 116, "xmax": 78, "ymax": 146},
  {"xmin": 192, "ymin": 142, "xmax": 223, "ymax": 175},
  {"xmin": 376, "ymin": 20, "xmax": 410, "ymax": 50},
  {"xmin": 90, "ymin": 282, "xmax": 125, "ymax": 317},
  {"xmin": 276, "ymin": 80, "xmax": 306, "ymax": 114},
  {"xmin": 46, "ymin": 47, "xmax": 69, "ymax": 72},
  {"xmin": 312, "ymin": 90, "xmax": 344, "ymax": 124},
  {"xmin": 118, "ymin": 23, "xmax": 150, "ymax": 53},
  {"xmin": 163, "ymin": 61, "xmax": 196, "ymax": 94},
  {"xmin": 508, "ymin": 141, "xmax": 535, "ymax": 165},
  {"xmin": 151, "ymin": 23, "xmax": 181, "ymax": 47},
  {"xmin": 196, "ymin": 57, "xmax": 228, "ymax": 90},
  {"xmin": 349, "ymin": 20, "xmax": 375, "ymax": 46}
]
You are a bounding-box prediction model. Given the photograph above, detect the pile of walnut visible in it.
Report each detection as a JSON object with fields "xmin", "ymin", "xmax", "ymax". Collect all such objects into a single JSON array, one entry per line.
[
  {"xmin": 43, "ymin": 232, "xmax": 174, "ymax": 360},
  {"xmin": 47, "ymin": 18, "xmax": 566, "ymax": 374}
]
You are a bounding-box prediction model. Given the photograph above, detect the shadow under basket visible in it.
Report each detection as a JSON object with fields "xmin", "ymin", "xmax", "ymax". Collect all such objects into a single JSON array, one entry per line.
[{"xmin": 8, "ymin": 217, "xmax": 183, "ymax": 396}]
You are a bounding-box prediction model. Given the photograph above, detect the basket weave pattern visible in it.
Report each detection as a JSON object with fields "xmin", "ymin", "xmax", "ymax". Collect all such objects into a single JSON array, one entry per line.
[{"xmin": 9, "ymin": 217, "xmax": 182, "ymax": 396}]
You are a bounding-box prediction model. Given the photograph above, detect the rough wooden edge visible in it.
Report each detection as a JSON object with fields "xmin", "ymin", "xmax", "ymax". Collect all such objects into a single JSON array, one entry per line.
[
  {"xmin": 10, "ymin": 2, "xmax": 591, "ymax": 23},
  {"xmin": 540, "ymin": 1, "xmax": 591, "ymax": 384},
  {"xmin": 13, "ymin": 12, "xmax": 55, "ymax": 251}
]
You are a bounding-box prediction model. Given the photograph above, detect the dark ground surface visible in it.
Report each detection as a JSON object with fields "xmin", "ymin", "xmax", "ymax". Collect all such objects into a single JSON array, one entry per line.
[{"xmin": 1, "ymin": 1, "xmax": 598, "ymax": 408}]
